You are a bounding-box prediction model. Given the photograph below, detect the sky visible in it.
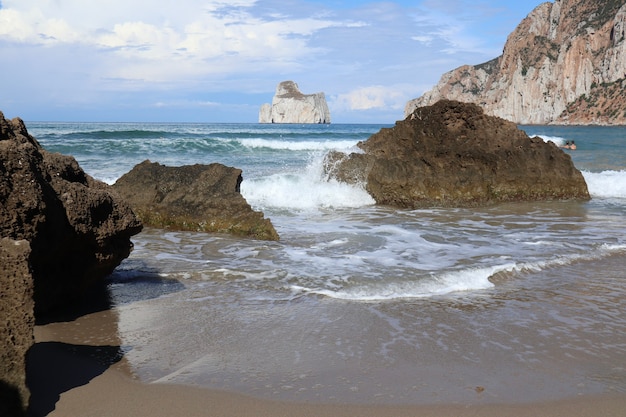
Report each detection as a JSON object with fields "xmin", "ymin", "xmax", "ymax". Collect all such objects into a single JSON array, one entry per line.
[{"xmin": 0, "ymin": 0, "xmax": 543, "ymax": 123}]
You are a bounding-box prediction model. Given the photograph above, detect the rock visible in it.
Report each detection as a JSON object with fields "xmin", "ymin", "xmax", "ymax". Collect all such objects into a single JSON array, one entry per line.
[
  {"xmin": 112, "ymin": 160, "xmax": 279, "ymax": 241},
  {"xmin": 259, "ymin": 81, "xmax": 331, "ymax": 124},
  {"xmin": 325, "ymin": 100, "xmax": 590, "ymax": 208},
  {"xmin": 0, "ymin": 238, "xmax": 33, "ymax": 416},
  {"xmin": 0, "ymin": 111, "xmax": 143, "ymax": 314},
  {"xmin": 406, "ymin": 0, "xmax": 626, "ymax": 125}
]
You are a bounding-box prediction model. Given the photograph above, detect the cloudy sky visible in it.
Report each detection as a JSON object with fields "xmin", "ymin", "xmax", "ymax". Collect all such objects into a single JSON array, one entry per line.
[{"xmin": 0, "ymin": 0, "xmax": 540, "ymax": 123}]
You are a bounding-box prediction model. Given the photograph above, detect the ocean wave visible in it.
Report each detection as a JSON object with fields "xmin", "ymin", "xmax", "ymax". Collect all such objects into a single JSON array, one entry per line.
[
  {"xmin": 291, "ymin": 264, "xmax": 501, "ymax": 301},
  {"xmin": 583, "ymin": 170, "xmax": 626, "ymax": 199},
  {"xmin": 241, "ymin": 173, "xmax": 374, "ymax": 210},
  {"xmin": 292, "ymin": 243, "xmax": 626, "ymax": 301},
  {"xmin": 241, "ymin": 153, "xmax": 374, "ymax": 210},
  {"xmin": 236, "ymin": 138, "xmax": 359, "ymax": 151},
  {"xmin": 537, "ymin": 134, "xmax": 567, "ymax": 147}
]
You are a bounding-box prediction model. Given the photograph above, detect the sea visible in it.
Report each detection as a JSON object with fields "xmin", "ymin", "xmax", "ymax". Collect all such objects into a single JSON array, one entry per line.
[{"xmin": 28, "ymin": 122, "xmax": 626, "ymax": 405}]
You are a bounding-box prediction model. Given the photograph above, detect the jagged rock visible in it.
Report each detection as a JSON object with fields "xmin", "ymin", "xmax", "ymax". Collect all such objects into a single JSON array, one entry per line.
[
  {"xmin": 259, "ymin": 81, "xmax": 331, "ymax": 124},
  {"xmin": 0, "ymin": 238, "xmax": 33, "ymax": 416},
  {"xmin": 406, "ymin": 0, "xmax": 626, "ymax": 125},
  {"xmin": 0, "ymin": 111, "xmax": 143, "ymax": 314},
  {"xmin": 112, "ymin": 160, "xmax": 279, "ymax": 241},
  {"xmin": 325, "ymin": 100, "xmax": 590, "ymax": 208}
]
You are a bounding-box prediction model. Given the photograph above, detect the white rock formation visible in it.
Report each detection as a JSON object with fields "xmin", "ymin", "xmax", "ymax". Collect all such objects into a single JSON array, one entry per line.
[
  {"xmin": 406, "ymin": 0, "xmax": 626, "ymax": 125},
  {"xmin": 259, "ymin": 81, "xmax": 331, "ymax": 124}
]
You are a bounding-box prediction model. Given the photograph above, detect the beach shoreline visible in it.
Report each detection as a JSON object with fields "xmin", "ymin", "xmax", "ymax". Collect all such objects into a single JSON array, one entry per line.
[
  {"xmin": 30, "ymin": 308, "xmax": 626, "ymax": 417},
  {"xmin": 44, "ymin": 367, "xmax": 626, "ymax": 417}
]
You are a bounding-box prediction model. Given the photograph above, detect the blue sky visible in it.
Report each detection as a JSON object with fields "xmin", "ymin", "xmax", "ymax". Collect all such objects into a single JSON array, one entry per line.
[{"xmin": 0, "ymin": 0, "xmax": 542, "ymax": 123}]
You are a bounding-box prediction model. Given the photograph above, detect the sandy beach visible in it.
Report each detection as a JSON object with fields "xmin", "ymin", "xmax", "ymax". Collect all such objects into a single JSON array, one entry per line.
[{"xmin": 29, "ymin": 307, "xmax": 626, "ymax": 417}]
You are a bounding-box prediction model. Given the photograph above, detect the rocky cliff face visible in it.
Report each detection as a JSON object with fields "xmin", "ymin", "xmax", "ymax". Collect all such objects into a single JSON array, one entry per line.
[
  {"xmin": 0, "ymin": 111, "xmax": 143, "ymax": 314},
  {"xmin": 259, "ymin": 81, "xmax": 331, "ymax": 124},
  {"xmin": 326, "ymin": 100, "xmax": 589, "ymax": 208},
  {"xmin": 406, "ymin": 0, "xmax": 626, "ymax": 125}
]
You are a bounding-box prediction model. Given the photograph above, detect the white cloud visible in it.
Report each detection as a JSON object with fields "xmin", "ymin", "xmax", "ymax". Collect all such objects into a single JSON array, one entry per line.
[
  {"xmin": 411, "ymin": 35, "xmax": 434, "ymax": 45},
  {"xmin": 153, "ymin": 99, "xmax": 220, "ymax": 108},
  {"xmin": 332, "ymin": 85, "xmax": 418, "ymax": 111},
  {"xmin": 0, "ymin": 0, "xmax": 354, "ymax": 84},
  {"xmin": 410, "ymin": 0, "xmax": 505, "ymax": 56},
  {"xmin": 0, "ymin": 0, "xmax": 537, "ymax": 122}
]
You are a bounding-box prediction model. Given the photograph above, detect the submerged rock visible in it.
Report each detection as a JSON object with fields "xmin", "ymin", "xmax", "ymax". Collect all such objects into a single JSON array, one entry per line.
[
  {"xmin": 325, "ymin": 100, "xmax": 590, "ymax": 208},
  {"xmin": 259, "ymin": 80, "xmax": 331, "ymax": 124},
  {"xmin": 113, "ymin": 160, "xmax": 279, "ymax": 241},
  {"xmin": 0, "ymin": 111, "xmax": 143, "ymax": 314}
]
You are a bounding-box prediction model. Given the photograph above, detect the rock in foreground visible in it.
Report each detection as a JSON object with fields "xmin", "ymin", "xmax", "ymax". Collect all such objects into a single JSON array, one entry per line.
[
  {"xmin": 325, "ymin": 100, "xmax": 590, "ymax": 208},
  {"xmin": 113, "ymin": 161, "xmax": 279, "ymax": 241},
  {"xmin": 0, "ymin": 238, "xmax": 33, "ymax": 415},
  {"xmin": 0, "ymin": 112, "xmax": 143, "ymax": 314}
]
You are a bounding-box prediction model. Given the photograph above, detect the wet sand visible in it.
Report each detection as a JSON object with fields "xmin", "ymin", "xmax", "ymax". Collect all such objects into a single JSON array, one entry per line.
[
  {"xmin": 30, "ymin": 308, "xmax": 626, "ymax": 417},
  {"xmin": 41, "ymin": 368, "xmax": 626, "ymax": 417}
]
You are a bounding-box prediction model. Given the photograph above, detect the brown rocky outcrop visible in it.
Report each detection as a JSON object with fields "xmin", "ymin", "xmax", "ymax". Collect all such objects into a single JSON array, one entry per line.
[
  {"xmin": 406, "ymin": 0, "xmax": 626, "ymax": 125},
  {"xmin": 325, "ymin": 100, "xmax": 589, "ymax": 208},
  {"xmin": 0, "ymin": 238, "xmax": 33, "ymax": 416},
  {"xmin": 113, "ymin": 160, "xmax": 279, "ymax": 241},
  {"xmin": 0, "ymin": 111, "xmax": 143, "ymax": 314}
]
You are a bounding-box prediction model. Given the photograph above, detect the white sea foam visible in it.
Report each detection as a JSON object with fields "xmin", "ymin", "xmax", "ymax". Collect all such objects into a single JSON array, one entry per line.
[
  {"xmin": 290, "ymin": 243, "xmax": 626, "ymax": 302},
  {"xmin": 583, "ymin": 170, "xmax": 626, "ymax": 199},
  {"xmin": 537, "ymin": 135, "xmax": 567, "ymax": 147},
  {"xmin": 236, "ymin": 138, "xmax": 359, "ymax": 151},
  {"xmin": 242, "ymin": 174, "xmax": 374, "ymax": 210},
  {"xmin": 292, "ymin": 264, "xmax": 504, "ymax": 301},
  {"xmin": 241, "ymin": 155, "xmax": 375, "ymax": 210}
]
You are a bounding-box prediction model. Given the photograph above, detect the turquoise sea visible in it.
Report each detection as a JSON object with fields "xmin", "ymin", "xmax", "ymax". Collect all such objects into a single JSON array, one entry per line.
[{"xmin": 28, "ymin": 122, "xmax": 626, "ymax": 405}]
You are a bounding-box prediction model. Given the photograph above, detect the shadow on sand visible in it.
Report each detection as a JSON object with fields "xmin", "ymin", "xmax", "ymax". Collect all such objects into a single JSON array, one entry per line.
[
  {"xmin": 26, "ymin": 342, "xmax": 124, "ymax": 417},
  {"xmin": 26, "ymin": 265, "xmax": 184, "ymax": 417}
]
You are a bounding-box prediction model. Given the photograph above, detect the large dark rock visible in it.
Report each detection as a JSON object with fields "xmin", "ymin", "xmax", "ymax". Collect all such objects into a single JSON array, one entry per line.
[
  {"xmin": 0, "ymin": 112, "xmax": 143, "ymax": 314},
  {"xmin": 113, "ymin": 160, "xmax": 279, "ymax": 241},
  {"xmin": 0, "ymin": 238, "xmax": 33, "ymax": 416},
  {"xmin": 325, "ymin": 100, "xmax": 590, "ymax": 208}
]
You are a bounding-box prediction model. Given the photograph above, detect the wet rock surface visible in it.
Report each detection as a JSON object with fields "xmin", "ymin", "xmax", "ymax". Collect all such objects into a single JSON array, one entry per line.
[
  {"xmin": 113, "ymin": 160, "xmax": 279, "ymax": 241},
  {"xmin": 325, "ymin": 100, "xmax": 590, "ymax": 208}
]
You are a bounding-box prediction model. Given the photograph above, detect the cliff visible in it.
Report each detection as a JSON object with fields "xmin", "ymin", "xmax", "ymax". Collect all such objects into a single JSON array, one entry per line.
[
  {"xmin": 259, "ymin": 81, "xmax": 331, "ymax": 124},
  {"xmin": 406, "ymin": 0, "xmax": 626, "ymax": 125}
]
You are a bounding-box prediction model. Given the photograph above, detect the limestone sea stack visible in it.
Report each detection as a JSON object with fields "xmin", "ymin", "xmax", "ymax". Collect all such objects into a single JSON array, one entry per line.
[
  {"xmin": 113, "ymin": 161, "xmax": 279, "ymax": 241},
  {"xmin": 259, "ymin": 81, "xmax": 331, "ymax": 124},
  {"xmin": 406, "ymin": 0, "xmax": 626, "ymax": 125},
  {"xmin": 0, "ymin": 111, "xmax": 143, "ymax": 315},
  {"xmin": 324, "ymin": 100, "xmax": 590, "ymax": 208}
]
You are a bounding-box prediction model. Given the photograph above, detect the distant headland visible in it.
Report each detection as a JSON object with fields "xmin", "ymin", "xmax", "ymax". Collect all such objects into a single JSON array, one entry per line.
[{"xmin": 406, "ymin": 0, "xmax": 626, "ymax": 125}]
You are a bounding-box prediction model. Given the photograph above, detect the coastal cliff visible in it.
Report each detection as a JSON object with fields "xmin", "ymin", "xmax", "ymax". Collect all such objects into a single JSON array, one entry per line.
[
  {"xmin": 259, "ymin": 81, "xmax": 331, "ymax": 124},
  {"xmin": 406, "ymin": 0, "xmax": 626, "ymax": 125}
]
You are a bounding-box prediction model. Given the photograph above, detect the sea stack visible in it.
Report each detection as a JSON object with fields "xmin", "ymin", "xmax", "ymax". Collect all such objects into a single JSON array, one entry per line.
[{"xmin": 259, "ymin": 81, "xmax": 331, "ymax": 124}]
